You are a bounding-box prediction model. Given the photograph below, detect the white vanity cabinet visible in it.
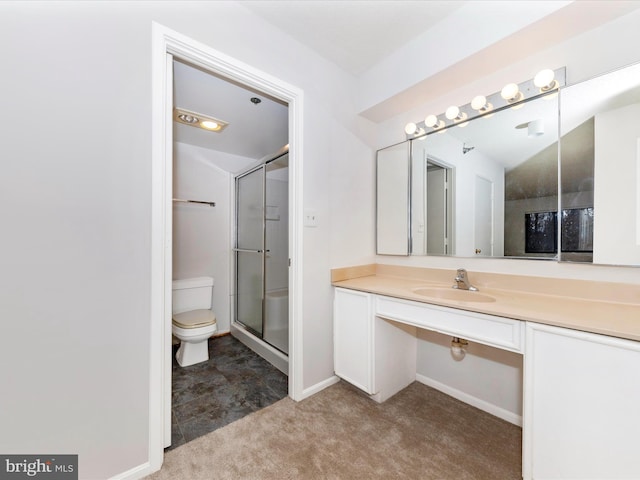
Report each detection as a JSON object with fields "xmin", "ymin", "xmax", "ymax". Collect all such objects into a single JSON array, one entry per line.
[
  {"xmin": 523, "ymin": 322, "xmax": 640, "ymax": 480},
  {"xmin": 333, "ymin": 288, "xmax": 375, "ymax": 394},
  {"xmin": 333, "ymin": 288, "xmax": 416, "ymax": 401}
]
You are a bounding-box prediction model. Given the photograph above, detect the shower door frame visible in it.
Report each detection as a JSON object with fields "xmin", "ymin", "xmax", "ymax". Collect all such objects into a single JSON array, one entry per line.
[
  {"xmin": 233, "ymin": 152, "xmax": 289, "ymax": 353},
  {"xmin": 234, "ymin": 163, "xmax": 268, "ymax": 340}
]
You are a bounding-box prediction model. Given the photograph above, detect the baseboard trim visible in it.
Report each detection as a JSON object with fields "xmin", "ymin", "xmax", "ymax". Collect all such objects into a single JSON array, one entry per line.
[
  {"xmin": 109, "ymin": 461, "xmax": 152, "ymax": 480},
  {"xmin": 300, "ymin": 375, "xmax": 340, "ymax": 401},
  {"xmin": 415, "ymin": 374, "xmax": 522, "ymax": 427}
]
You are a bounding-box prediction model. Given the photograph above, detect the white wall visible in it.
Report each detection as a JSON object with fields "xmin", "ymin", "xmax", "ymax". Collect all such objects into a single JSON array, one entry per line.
[
  {"xmin": 0, "ymin": 2, "xmax": 375, "ymax": 477},
  {"xmin": 416, "ymin": 330, "xmax": 523, "ymax": 423},
  {"xmin": 1, "ymin": 5, "xmax": 153, "ymax": 478},
  {"xmin": 357, "ymin": 1, "xmax": 573, "ymax": 120}
]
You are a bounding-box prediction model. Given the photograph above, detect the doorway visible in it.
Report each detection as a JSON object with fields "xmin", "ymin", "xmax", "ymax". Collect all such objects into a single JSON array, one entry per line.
[
  {"xmin": 410, "ymin": 151, "xmax": 454, "ymax": 256},
  {"xmin": 425, "ymin": 160, "xmax": 453, "ymax": 255},
  {"xmin": 474, "ymin": 175, "xmax": 494, "ymax": 256},
  {"xmin": 151, "ymin": 22, "xmax": 304, "ymax": 465}
]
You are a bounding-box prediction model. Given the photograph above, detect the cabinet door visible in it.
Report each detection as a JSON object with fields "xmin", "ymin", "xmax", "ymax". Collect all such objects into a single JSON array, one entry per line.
[
  {"xmin": 334, "ymin": 288, "xmax": 375, "ymax": 394},
  {"xmin": 524, "ymin": 322, "xmax": 640, "ymax": 480}
]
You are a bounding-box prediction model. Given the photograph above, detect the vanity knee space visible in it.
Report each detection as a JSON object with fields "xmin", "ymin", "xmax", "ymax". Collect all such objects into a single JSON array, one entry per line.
[{"xmin": 333, "ymin": 287, "xmax": 523, "ymax": 402}]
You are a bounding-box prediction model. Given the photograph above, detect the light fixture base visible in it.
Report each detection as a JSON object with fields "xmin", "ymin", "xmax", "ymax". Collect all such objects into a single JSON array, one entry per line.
[{"xmin": 404, "ymin": 67, "xmax": 565, "ymax": 139}]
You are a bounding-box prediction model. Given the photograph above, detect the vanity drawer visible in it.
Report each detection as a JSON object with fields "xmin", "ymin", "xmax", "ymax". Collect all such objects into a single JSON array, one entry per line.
[{"xmin": 375, "ymin": 296, "xmax": 523, "ymax": 353}]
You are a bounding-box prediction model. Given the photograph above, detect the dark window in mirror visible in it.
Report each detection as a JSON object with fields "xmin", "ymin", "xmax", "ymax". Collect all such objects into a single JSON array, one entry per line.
[
  {"xmin": 525, "ymin": 212, "xmax": 557, "ymax": 254},
  {"xmin": 561, "ymin": 207, "xmax": 594, "ymax": 252},
  {"xmin": 525, "ymin": 208, "xmax": 594, "ymax": 254}
]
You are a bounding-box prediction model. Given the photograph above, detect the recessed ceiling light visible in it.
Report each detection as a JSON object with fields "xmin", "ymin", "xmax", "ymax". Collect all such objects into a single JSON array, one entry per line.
[
  {"xmin": 200, "ymin": 120, "xmax": 219, "ymax": 130},
  {"xmin": 174, "ymin": 108, "xmax": 228, "ymax": 132}
]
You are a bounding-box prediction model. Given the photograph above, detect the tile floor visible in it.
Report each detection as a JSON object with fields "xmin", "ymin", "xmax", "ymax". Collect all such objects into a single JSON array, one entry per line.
[{"xmin": 169, "ymin": 334, "xmax": 288, "ymax": 450}]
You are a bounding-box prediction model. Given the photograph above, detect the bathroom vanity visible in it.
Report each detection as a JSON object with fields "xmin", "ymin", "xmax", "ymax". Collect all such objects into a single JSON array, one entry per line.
[{"xmin": 332, "ymin": 265, "xmax": 640, "ymax": 480}]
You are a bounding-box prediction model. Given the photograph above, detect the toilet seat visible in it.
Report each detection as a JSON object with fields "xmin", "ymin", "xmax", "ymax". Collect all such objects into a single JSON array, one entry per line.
[{"xmin": 172, "ymin": 309, "xmax": 216, "ymax": 329}]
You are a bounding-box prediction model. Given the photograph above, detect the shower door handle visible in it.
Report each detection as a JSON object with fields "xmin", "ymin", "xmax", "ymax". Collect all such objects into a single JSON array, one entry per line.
[{"xmin": 233, "ymin": 248, "xmax": 270, "ymax": 253}]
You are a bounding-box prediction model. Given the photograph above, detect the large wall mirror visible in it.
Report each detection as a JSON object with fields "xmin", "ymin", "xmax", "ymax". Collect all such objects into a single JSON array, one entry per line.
[
  {"xmin": 377, "ymin": 61, "xmax": 640, "ymax": 266},
  {"xmin": 377, "ymin": 90, "xmax": 559, "ymax": 259},
  {"xmin": 410, "ymin": 93, "xmax": 558, "ymax": 259}
]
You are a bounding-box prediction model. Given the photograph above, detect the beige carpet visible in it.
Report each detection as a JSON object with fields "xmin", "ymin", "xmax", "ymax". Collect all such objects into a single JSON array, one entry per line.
[{"xmin": 147, "ymin": 381, "xmax": 521, "ymax": 479}]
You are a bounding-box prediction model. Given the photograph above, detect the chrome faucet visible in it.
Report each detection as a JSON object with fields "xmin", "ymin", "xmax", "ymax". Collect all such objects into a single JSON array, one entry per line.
[{"xmin": 453, "ymin": 268, "xmax": 478, "ymax": 291}]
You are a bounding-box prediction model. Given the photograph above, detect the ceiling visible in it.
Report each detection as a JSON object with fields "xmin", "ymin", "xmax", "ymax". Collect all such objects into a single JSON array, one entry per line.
[
  {"xmin": 173, "ymin": 1, "xmax": 639, "ymax": 184},
  {"xmin": 173, "ymin": 1, "xmax": 469, "ymax": 171},
  {"xmin": 173, "ymin": 59, "xmax": 288, "ymax": 170},
  {"xmin": 238, "ymin": 0, "xmax": 466, "ymax": 76}
]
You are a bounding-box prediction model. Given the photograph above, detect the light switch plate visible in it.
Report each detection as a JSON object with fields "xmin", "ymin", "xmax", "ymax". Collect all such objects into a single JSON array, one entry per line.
[{"xmin": 304, "ymin": 210, "xmax": 318, "ymax": 227}]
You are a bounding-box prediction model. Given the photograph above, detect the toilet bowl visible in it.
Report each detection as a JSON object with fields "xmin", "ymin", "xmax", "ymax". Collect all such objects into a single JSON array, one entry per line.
[{"xmin": 172, "ymin": 277, "xmax": 218, "ymax": 367}]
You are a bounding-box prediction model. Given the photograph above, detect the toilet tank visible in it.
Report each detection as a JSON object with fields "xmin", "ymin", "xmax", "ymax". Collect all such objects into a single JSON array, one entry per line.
[{"xmin": 172, "ymin": 277, "xmax": 214, "ymax": 314}]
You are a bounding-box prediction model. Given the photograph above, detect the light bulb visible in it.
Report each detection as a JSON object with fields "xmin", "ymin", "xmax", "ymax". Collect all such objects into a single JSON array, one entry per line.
[
  {"xmin": 404, "ymin": 122, "xmax": 417, "ymax": 135},
  {"xmin": 471, "ymin": 95, "xmax": 492, "ymax": 113},
  {"xmin": 534, "ymin": 69, "xmax": 557, "ymax": 91},
  {"xmin": 501, "ymin": 83, "xmax": 522, "ymax": 102},
  {"xmin": 471, "ymin": 95, "xmax": 487, "ymax": 110},
  {"xmin": 200, "ymin": 120, "xmax": 219, "ymax": 130},
  {"xmin": 425, "ymin": 114, "xmax": 444, "ymax": 129},
  {"xmin": 445, "ymin": 105, "xmax": 467, "ymax": 122},
  {"xmin": 451, "ymin": 346, "xmax": 465, "ymax": 360},
  {"xmin": 445, "ymin": 105, "xmax": 460, "ymax": 120},
  {"xmin": 450, "ymin": 337, "xmax": 468, "ymax": 361}
]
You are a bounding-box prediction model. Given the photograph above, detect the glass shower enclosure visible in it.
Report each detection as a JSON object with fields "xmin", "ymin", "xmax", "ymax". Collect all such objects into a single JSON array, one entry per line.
[{"xmin": 234, "ymin": 153, "xmax": 289, "ymax": 355}]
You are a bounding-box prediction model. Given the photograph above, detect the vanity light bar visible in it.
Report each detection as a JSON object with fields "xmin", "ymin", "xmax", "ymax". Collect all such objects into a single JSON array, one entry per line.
[{"xmin": 404, "ymin": 67, "xmax": 566, "ymax": 139}]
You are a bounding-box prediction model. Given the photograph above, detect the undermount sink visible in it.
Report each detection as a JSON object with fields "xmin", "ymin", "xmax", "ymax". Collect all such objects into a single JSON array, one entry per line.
[{"xmin": 411, "ymin": 287, "xmax": 496, "ymax": 303}]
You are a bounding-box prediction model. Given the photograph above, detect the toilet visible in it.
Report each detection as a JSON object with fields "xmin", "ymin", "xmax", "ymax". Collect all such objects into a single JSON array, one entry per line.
[{"xmin": 172, "ymin": 277, "xmax": 218, "ymax": 367}]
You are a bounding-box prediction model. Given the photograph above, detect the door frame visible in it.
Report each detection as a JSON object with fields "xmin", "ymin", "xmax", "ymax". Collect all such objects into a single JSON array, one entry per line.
[{"xmin": 150, "ymin": 22, "xmax": 304, "ymax": 470}]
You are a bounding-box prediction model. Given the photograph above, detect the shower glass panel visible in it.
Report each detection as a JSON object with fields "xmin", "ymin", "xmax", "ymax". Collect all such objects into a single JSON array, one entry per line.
[
  {"xmin": 234, "ymin": 152, "xmax": 289, "ymax": 355},
  {"xmin": 235, "ymin": 166, "xmax": 265, "ymax": 337},
  {"xmin": 264, "ymin": 155, "xmax": 289, "ymax": 354}
]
